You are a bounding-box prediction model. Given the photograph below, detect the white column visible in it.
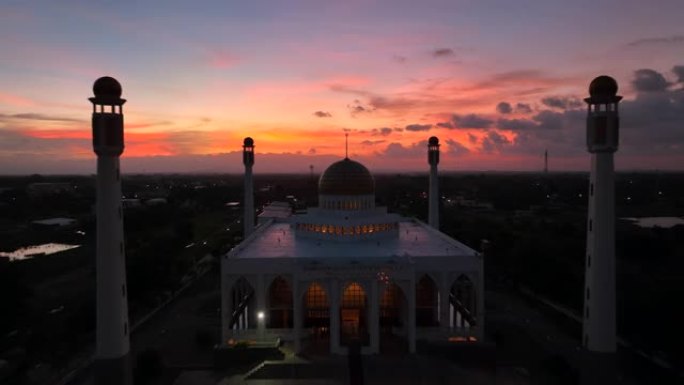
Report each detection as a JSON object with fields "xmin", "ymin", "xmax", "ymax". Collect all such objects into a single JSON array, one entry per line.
[
  {"xmin": 370, "ymin": 279, "xmax": 380, "ymax": 354},
  {"xmin": 584, "ymin": 153, "xmax": 616, "ymax": 352},
  {"xmin": 96, "ymin": 155, "xmax": 129, "ymax": 360},
  {"xmin": 329, "ymin": 280, "xmax": 341, "ymax": 354},
  {"xmin": 293, "ymin": 278, "xmax": 303, "ymax": 353},
  {"xmin": 244, "ymin": 165, "xmax": 254, "ymax": 236},
  {"xmin": 429, "ymin": 163, "xmax": 439, "ymax": 229},
  {"xmin": 408, "ymin": 277, "xmax": 416, "ymax": 353}
]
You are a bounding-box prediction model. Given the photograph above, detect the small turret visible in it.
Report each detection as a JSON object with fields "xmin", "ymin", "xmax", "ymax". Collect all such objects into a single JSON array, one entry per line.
[
  {"xmin": 243, "ymin": 137, "xmax": 255, "ymax": 166},
  {"xmin": 428, "ymin": 137, "xmax": 440, "ymax": 229},
  {"xmin": 585, "ymin": 75, "xmax": 622, "ymax": 153}
]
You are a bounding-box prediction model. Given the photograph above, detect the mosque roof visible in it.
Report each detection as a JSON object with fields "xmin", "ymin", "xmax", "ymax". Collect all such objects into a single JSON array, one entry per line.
[{"xmin": 227, "ymin": 219, "xmax": 478, "ymax": 262}]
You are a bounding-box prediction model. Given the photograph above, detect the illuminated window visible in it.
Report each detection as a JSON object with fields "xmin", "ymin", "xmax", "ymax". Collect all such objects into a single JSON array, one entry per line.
[
  {"xmin": 305, "ymin": 282, "xmax": 328, "ymax": 308},
  {"xmin": 342, "ymin": 283, "xmax": 366, "ymax": 308},
  {"xmin": 380, "ymin": 284, "xmax": 402, "ymax": 319},
  {"xmin": 380, "ymin": 284, "xmax": 400, "ymax": 308},
  {"xmin": 304, "ymin": 282, "xmax": 329, "ymax": 327}
]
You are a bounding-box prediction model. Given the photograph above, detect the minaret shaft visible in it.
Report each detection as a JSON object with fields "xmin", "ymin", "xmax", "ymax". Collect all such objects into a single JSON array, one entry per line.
[
  {"xmin": 243, "ymin": 138, "xmax": 255, "ymax": 237},
  {"xmin": 427, "ymin": 137, "xmax": 440, "ymax": 230},
  {"xmin": 244, "ymin": 164, "xmax": 254, "ymax": 236},
  {"xmin": 428, "ymin": 163, "xmax": 439, "ymax": 229},
  {"xmin": 584, "ymin": 152, "xmax": 616, "ymax": 352},
  {"xmin": 96, "ymin": 155, "xmax": 129, "ymax": 358}
]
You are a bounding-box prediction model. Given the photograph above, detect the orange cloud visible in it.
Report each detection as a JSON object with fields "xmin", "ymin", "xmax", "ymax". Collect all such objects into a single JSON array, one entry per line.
[{"xmin": 24, "ymin": 129, "xmax": 89, "ymax": 140}]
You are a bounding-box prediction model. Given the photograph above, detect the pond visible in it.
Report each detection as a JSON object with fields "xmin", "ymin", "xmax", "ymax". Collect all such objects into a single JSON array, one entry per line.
[
  {"xmin": 0, "ymin": 243, "xmax": 81, "ymax": 261},
  {"xmin": 621, "ymin": 217, "xmax": 684, "ymax": 229}
]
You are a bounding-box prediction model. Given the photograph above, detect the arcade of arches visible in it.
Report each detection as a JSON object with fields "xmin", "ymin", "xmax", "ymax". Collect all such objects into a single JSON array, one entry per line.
[{"xmin": 225, "ymin": 273, "xmax": 479, "ymax": 354}]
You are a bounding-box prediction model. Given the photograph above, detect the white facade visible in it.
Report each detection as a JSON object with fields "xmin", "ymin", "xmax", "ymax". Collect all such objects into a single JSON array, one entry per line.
[{"xmin": 221, "ymin": 156, "xmax": 484, "ymax": 355}]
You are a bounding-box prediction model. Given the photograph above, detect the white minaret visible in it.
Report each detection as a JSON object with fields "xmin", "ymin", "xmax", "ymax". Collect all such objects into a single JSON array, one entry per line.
[
  {"xmin": 544, "ymin": 149, "xmax": 548, "ymax": 173},
  {"xmin": 583, "ymin": 76, "xmax": 621, "ymax": 356},
  {"xmin": 90, "ymin": 76, "xmax": 132, "ymax": 385},
  {"xmin": 428, "ymin": 136, "xmax": 440, "ymax": 229},
  {"xmin": 243, "ymin": 137, "xmax": 255, "ymax": 237}
]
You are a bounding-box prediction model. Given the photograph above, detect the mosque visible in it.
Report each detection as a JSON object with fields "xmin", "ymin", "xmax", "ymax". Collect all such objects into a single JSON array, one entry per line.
[
  {"xmin": 220, "ymin": 137, "xmax": 484, "ymax": 355},
  {"xmin": 86, "ymin": 75, "xmax": 622, "ymax": 385}
]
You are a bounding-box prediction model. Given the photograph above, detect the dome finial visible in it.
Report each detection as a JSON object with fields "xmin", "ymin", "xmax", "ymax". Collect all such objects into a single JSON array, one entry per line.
[{"xmin": 345, "ymin": 133, "xmax": 349, "ymax": 159}]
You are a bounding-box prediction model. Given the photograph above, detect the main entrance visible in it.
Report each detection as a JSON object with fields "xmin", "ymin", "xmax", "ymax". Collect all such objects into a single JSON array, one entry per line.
[
  {"xmin": 341, "ymin": 309, "xmax": 361, "ymax": 337},
  {"xmin": 341, "ymin": 282, "xmax": 368, "ymax": 346}
]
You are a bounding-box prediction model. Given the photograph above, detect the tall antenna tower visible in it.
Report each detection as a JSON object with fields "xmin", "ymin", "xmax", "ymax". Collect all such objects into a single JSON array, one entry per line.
[{"xmin": 544, "ymin": 149, "xmax": 548, "ymax": 173}]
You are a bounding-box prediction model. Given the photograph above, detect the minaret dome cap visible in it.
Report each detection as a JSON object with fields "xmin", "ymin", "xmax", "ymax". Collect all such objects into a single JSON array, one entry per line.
[
  {"xmin": 589, "ymin": 75, "xmax": 618, "ymax": 98},
  {"xmin": 244, "ymin": 137, "xmax": 254, "ymax": 146},
  {"xmin": 93, "ymin": 76, "xmax": 122, "ymax": 99},
  {"xmin": 428, "ymin": 136, "xmax": 439, "ymax": 146}
]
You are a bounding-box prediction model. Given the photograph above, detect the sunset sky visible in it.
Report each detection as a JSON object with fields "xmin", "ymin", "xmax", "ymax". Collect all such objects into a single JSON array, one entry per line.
[{"xmin": 1, "ymin": 0, "xmax": 683, "ymax": 174}]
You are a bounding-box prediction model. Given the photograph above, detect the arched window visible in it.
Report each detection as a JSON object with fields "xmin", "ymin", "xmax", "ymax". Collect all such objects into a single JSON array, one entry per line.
[
  {"xmin": 230, "ymin": 277, "xmax": 255, "ymax": 330},
  {"xmin": 268, "ymin": 276, "xmax": 293, "ymax": 328},
  {"xmin": 416, "ymin": 275, "xmax": 438, "ymax": 327},
  {"xmin": 303, "ymin": 282, "xmax": 329, "ymax": 330},
  {"xmin": 450, "ymin": 275, "xmax": 476, "ymax": 328},
  {"xmin": 380, "ymin": 283, "xmax": 404, "ymax": 327},
  {"xmin": 342, "ymin": 283, "xmax": 366, "ymax": 308}
]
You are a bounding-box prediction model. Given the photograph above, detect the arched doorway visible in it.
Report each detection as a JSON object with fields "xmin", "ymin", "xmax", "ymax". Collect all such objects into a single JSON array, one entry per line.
[
  {"xmin": 380, "ymin": 283, "xmax": 408, "ymax": 353},
  {"xmin": 341, "ymin": 282, "xmax": 368, "ymax": 346},
  {"xmin": 450, "ymin": 275, "xmax": 477, "ymax": 329},
  {"xmin": 303, "ymin": 282, "xmax": 330, "ymax": 352},
  {"xmin": 267, "ymin": 276, "xmax": 293, "ymax": 328},
  {"xmin": 230, "ymin": 277, "xmax": 256, "ymax": 330},
  {"xmin": 416, "ymin": 274, "xmax": 439, "ymax": 327},
  {"xmin": 380, "ymin": 283, "xmax": 405, "ymax": 330}
]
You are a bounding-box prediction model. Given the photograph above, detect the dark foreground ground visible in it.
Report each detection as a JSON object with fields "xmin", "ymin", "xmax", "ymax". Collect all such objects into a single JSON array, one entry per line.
[{"xmin": 64, "ymin": 269, "xmax": 679, "ymax": 385}]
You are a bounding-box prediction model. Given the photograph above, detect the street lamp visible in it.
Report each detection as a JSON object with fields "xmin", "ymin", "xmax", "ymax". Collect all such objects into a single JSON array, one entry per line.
[{"xmin": 257, "ymin": 311, "xmax": 265, "ymax": 340}]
